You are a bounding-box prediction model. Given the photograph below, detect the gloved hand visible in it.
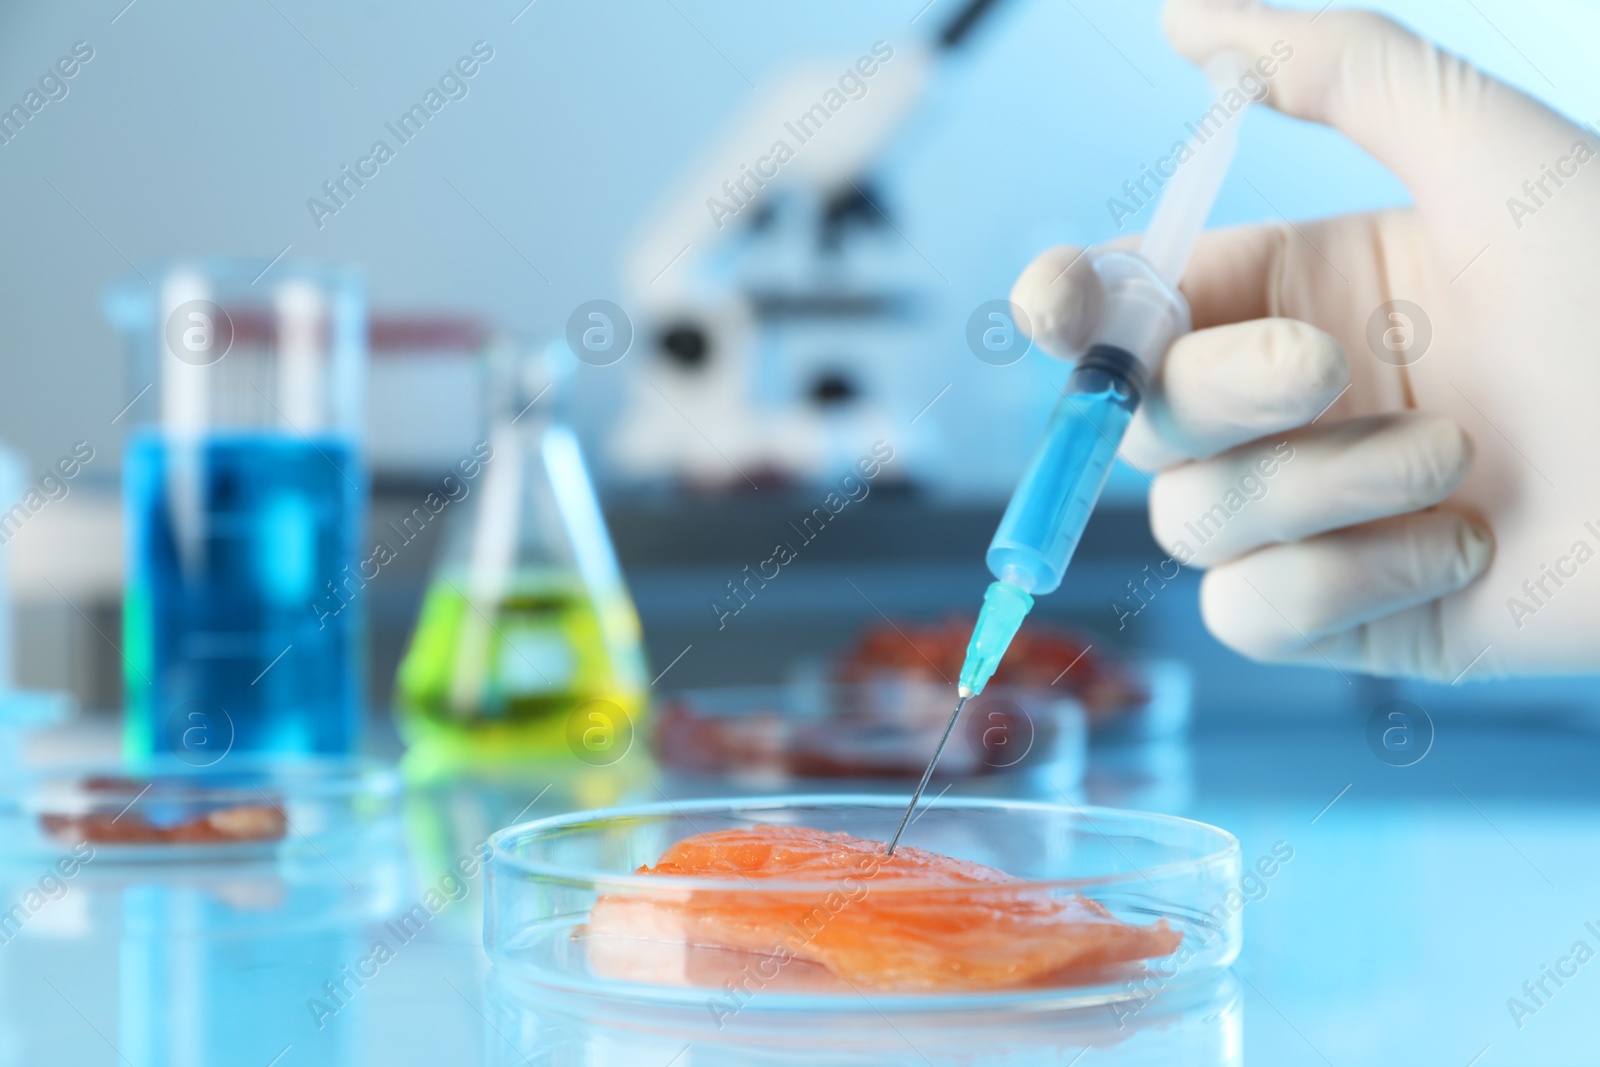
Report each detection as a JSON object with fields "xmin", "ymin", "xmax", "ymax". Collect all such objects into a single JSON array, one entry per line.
[{"xmin": 1011, "ymin": 0, "xmax": 1600, "ymax": 682}]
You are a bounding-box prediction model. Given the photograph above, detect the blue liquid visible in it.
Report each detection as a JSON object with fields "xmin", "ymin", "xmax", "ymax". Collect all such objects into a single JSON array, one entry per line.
[
  {"xmin": 959, "ymin": 361, "xmax": 1140, "ymax": 697},
  {"xmin": 986, "ymin": 364, "xmax": 1139, "ymax": 596},
  {"xmin": 123, "ymin": 430, "xmax": 364, "ymax": 756}
]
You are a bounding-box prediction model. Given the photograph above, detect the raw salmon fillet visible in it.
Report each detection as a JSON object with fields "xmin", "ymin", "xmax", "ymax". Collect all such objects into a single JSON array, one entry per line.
[{"xmin": 585, "ymin": 825, "xmax": 1181, "ymax": 992}]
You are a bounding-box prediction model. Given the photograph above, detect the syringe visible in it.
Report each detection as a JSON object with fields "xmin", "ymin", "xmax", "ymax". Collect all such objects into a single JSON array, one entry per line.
[{"xmin": 886, "ymin": 56, "xmax": 1250, "ymax": 855}]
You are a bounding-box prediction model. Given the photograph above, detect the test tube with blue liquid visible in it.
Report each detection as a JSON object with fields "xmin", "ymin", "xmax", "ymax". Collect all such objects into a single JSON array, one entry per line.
[
  {"xmin": 888, "ymin": 56, "xmax": 1251, "ymax": 852},
  {"xmin": 104, "ymin": 261, "xmax": 367, "ymax": 758}
]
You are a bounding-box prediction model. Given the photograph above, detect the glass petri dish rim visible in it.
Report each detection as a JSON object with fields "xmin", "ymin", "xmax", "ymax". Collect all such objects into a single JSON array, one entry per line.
[
  {"xmin": 487, "ymin": 793, "xmax": 1240, "ymax": 895},
  {"xmin": 4, "ymin": 755, "xmax": 402, "ymax": 811}
]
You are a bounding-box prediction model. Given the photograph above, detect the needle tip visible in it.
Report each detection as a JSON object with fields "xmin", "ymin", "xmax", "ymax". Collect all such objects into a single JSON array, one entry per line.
[{"xmin": 884, "ymin": 690, "xmax": 973, "ymax": 858}]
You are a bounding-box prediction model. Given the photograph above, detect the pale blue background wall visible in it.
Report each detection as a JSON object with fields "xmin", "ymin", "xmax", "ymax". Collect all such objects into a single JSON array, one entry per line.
[{"xmin": 0, "ymin": 0, "xmax": 1595, "ymax": 493}]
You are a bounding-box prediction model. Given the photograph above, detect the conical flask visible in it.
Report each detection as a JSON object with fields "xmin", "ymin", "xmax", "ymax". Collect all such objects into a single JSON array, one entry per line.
[{"xmin": 395, "ymin": 338, "xmax": 647, "ymax": 757}]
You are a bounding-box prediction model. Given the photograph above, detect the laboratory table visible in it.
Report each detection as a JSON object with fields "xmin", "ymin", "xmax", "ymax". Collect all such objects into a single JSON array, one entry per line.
[{"xmin": 3, "ymin": 712, "xmax": 1598, "ymax": 1066}]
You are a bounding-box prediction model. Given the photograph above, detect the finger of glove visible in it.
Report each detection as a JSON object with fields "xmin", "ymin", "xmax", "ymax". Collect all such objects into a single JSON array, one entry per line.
[
  {"xmin": 1150, "ymin": 412, "xmax": 1474, "ymax": 566},
  {"xmin": 1270, "ymin": 602, "xmax": 1494, "ymax": 684},
  {"xmin": 1009, "ymin": 245, "xmax": 1105, "ymax": 360},
  {"xmin": 1162, "ymin": 0, "xmax": 1577, "ymax": 209},
  {"xmin": 1119, "ymin": 316, "xmax": 1347, "ymax": 470},
  {"xmin": 1197, "ymin": 509, "xmax": 1494, "ymax": 661}
]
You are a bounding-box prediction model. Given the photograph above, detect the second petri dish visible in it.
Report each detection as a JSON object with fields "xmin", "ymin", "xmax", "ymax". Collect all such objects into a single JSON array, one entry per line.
[{"xmin": 0, "ymin": 756, "xmax": 401, "ymax": 863}]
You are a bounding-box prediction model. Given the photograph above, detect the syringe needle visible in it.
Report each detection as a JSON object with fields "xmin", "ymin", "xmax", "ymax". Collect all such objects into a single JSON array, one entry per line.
[{"xmin": 885, "ymin": 693, "xmax": 970, "ymax": 857}]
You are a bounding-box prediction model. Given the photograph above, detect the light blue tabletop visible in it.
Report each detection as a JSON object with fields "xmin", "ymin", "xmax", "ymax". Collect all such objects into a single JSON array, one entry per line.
[{"xmin": 2, "ymin": 715, "xmax": 1597, "ymax": 1066}]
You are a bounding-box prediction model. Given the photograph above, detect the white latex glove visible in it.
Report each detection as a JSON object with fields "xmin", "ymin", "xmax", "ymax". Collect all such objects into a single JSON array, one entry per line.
[{"xmin": 1012, "ymin": 0, "xmax": 1600, "ymax": 682}]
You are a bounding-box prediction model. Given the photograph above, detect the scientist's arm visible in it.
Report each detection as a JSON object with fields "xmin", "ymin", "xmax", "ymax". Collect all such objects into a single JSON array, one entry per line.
[{"xmin": 1013, "ymin": 0, "xmax": 1600, "ymax": 681}]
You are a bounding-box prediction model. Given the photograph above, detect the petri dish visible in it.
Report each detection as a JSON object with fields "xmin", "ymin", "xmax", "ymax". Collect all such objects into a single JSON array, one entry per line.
[
  {"xmin": 485, "ymin": 795, "xmax": 1241, "ymax": 1014},
  {"xmin": 653, "ymin": 680, "xmax": 1087, "ymax": 786},
  {"xmin": 0, "ymin": 755, "xmax": 402, "ymax": 863}
]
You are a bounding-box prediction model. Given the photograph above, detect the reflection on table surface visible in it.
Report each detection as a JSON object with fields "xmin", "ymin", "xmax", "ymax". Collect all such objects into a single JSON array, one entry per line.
[
  {"xmin": 2, "ymin": 716, "xmax": 1599, "ymax": 1065},
  {"xmin": 485, "ymin": 968, "xmax": 1241, "ymax": 1067}
]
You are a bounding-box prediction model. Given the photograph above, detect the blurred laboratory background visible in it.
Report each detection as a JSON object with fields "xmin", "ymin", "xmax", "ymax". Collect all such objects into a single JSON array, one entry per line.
[{"xmin": 2, "ymin": 0, "xmax": 1596, "ymax": 726}]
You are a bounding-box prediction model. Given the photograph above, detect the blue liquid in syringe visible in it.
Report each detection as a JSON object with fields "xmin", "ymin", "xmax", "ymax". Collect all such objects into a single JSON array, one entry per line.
[
  {"xmin": 958, "ymin": 355, "xmax": 1140, "ymax": 696},
  {"xmin": 123, "ymin": 430, "xmax": 364, "ymax": 757},
  {"xmin": 987, "ymin": 358, "xmax": 1139, "ymax": 596}
]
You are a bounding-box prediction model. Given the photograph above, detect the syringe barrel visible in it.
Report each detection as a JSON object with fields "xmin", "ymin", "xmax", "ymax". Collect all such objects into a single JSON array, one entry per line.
[{"xmin": 984, "ymin": 346, "xmax": 1141, "ymax": 596}]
